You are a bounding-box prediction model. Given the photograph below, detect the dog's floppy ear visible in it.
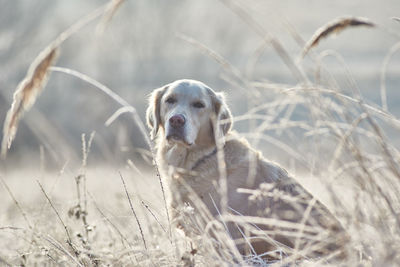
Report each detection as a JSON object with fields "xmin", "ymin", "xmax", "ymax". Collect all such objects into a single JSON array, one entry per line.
[
  {"xmin": 208, "ymin": 88, "xmax": 232, "ymax": 136},
  {"xmin": 146, "ymin": 85, "xmax": 168, "ymax": 139},
  {"xmin": 217, "ymin": 92, "xmax": 233, "ymax": 135}
]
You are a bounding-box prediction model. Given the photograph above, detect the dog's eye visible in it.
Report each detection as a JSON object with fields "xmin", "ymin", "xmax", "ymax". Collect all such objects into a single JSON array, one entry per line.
[
  {"xmin": 192, "ymin": 101, "xmax": 205, "ymax": 108},
  {"xmin": 165, "ymin": 97, "xmax": 176, "ymax": 104}
]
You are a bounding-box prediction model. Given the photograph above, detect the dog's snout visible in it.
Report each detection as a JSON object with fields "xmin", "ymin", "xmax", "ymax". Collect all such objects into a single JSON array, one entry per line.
[{"xmin": 169, "ymin": 114, "xmax": 185, "ymax": 128}]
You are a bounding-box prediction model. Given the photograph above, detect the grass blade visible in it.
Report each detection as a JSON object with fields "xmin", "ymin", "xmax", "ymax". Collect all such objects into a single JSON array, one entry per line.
[{"xmin": 119, "ymin": 172, "xmax": 147, "ymax": 250}]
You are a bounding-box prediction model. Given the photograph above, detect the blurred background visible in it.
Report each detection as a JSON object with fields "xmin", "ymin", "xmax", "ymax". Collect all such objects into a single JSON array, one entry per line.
[{"xmin": 1, "ymin": 0, "xmax": 399, "ymax": 170}]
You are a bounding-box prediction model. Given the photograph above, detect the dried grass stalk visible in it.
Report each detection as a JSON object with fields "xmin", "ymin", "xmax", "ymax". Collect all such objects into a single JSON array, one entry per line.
[
  {"xmin": 302, "ymin": 17, "xmax": 375, "ymax": 57},
  {"xmin": 119, "ymin": 172, "xmax": 147, "ymax": 250},
  {"xmin": 1, "ymin": 47, "xmax": 58, "ymax": 157},
  {"xmin": 392, "ymin": 17, "xmax": 400, "ymax": 23},
  {"xmin": 106, "ymin": 0, "xmax": 124, "ymax": 18},
  {"xmin": 1, "ymin": 2, "xmax": 111, "ymax": 157},
  {"xmin": 96, "ymin": 0, "xmax": 125, "ymax": 34}
]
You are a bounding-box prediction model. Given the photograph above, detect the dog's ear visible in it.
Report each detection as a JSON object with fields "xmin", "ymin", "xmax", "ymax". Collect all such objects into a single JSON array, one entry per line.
[
  {"xmin": 146, "ymin": 85, "xmax": 168, "ymax": 139},
  {"xmin": 208, "ymin": 89, "xmax": 232, "ymax": 136},
  {"xmin": 216, "ymin": 92, "xmax": 233, "ymax": 135}
]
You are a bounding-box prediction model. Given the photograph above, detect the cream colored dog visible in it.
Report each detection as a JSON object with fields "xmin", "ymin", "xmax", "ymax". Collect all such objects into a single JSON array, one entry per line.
[{"xmin": 146, "ymin": 79, "xmax": 345, "ymax": 257}]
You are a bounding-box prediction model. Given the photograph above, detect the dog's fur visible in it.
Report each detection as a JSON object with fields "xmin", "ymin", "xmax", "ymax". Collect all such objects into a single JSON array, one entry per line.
[{"xmin": 146, "ymin": 79, "xmax": 346, "ymax": 257}]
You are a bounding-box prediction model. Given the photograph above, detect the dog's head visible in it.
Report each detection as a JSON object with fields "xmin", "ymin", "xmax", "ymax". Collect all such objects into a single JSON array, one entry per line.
[{"xmin": 146, "ymin": 79, "xmax": 232, "ymax": 147}]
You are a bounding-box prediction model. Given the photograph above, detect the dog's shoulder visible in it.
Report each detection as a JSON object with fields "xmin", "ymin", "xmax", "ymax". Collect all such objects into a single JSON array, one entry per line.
[
  {"xmin": 223, "ymin": 133, "xmax": 252, "ymax": 164},
  {"xmin": 224, "ymin": 132, "xmax": 291, "ymax": 183}
]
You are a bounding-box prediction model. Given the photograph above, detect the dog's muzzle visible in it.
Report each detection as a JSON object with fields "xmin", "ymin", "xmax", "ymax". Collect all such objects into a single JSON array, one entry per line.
[{"xmin": 166, "ymin": 114, "xmax": 188, "ymax": 143}]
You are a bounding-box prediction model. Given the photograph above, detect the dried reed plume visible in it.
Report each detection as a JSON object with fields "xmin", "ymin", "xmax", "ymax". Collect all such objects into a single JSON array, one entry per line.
[
  {"xmin": 1, "ymin": 1, "xmax": 115, "ymax": 157},
  {"xmin": 302, "ymin": 17, "xmax": 375, "ymax": 57},
  {"xmin": 1, "ymin": 47, "xmax": 58, "ymax": 157}
]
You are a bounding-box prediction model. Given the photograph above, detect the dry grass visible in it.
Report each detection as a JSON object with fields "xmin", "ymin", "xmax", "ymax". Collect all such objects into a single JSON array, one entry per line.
[
  {"xmin": 1, "ymin": 2, "xmax": 400, "ymax": 267},
  {"xmin": 96, "ymin": 0, "xmax": 125, "ymax": 34},
  {"xmin": 1, "ymin": 0, "xmax": 123, "ymax": 157},
  {"xmin": 1, "ymin": 47, "xmax": 58, "ymax": 157},
  {"xmin": 301, "ymin": 17, "xmax": 375, "ymax": 58},
  {"xmin": 392, "ymin": 17, "xmax": 400, "ymax": 23}
]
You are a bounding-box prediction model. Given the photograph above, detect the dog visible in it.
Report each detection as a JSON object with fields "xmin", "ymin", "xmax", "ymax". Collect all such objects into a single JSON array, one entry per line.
[{"xmin": 146, "ymin": 79, "xmax": 347, "ymax": 258}]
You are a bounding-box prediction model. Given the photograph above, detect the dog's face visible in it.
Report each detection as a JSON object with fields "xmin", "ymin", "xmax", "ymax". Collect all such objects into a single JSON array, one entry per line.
[{"xmin": 146, "ymin": 79, "xmax": 232, "ymax": 147}]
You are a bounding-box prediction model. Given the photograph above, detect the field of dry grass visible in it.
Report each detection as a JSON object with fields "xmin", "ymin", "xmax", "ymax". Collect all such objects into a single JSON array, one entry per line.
[{"xmin": 1, "ymin": 1, "xmax": 400, "ymax": 266}]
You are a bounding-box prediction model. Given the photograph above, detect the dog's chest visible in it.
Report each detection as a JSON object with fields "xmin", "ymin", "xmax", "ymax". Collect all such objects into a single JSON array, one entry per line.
[{"xmin": 159, "ymin": 145, "xmax": 220, "ymax": 204}]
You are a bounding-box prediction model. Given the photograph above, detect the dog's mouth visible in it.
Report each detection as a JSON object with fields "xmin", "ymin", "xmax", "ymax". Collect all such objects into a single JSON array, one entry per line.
[
  {"xmin": 165, "ymin": 118, "xmax": 195, "ymax": 147},
  {"xmin": 166, "ymin": 133, "xmax": 193, "ymax": 147}
]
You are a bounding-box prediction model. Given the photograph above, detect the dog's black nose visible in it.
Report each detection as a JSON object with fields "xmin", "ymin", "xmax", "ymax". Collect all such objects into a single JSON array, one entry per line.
[{"xmin": 169, "ymin": 114, "xmax": 185, "ymax": 128}]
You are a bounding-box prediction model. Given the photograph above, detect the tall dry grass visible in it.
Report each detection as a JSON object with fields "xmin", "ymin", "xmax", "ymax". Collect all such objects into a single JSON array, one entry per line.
[
  {"xmin": 1, "ymin": 1, "xmax": 400, "ymax": 266},
  {"xmin": 1, "ymin": 47, "xmax": 58, "ymax": 157},
  {"xmin": 1, "ymin": 0, "xmax": 124, "ymax": 157},
  {"xmin": 301, "ymin": 17, "xmax": 375, "ymax": 58}
]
